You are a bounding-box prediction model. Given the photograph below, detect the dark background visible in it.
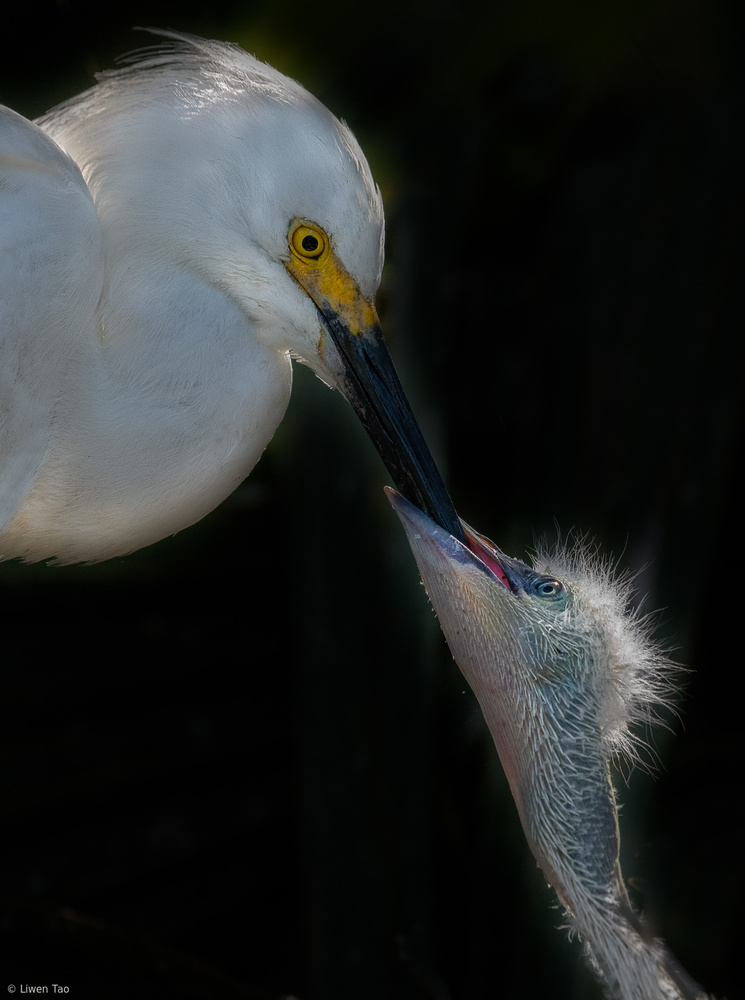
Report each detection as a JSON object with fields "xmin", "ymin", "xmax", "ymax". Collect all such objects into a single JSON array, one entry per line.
[{"xmin": 1, "ymin": 3, "xmax": 742, "ymax": 998}]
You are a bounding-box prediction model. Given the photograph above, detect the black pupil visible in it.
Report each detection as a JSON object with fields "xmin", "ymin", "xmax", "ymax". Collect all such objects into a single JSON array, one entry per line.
[{"xmin": 302, "ymin": 235, "xmax": 319, "ymax": 253}]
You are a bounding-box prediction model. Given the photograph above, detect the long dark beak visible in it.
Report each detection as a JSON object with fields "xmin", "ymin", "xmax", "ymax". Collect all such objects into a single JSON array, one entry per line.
[
  {"xmin": 320, "ymin": 309, "xmax": 465, "ymax": 543},
  {"xmin": 284, "ymin": 219, "xmax": 464, "ymax": 542}
]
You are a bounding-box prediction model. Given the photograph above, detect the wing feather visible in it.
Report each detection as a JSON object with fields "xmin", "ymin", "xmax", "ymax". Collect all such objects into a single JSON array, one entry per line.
[{"xmin": 0, "ymin": 106, "xmax": 103, "ymax": 536}]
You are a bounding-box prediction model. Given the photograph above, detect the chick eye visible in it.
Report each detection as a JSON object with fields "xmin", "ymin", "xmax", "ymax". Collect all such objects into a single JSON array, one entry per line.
[
  {"xmin": 290, "ymin": 223, "xmax": 329, "ymax": 262},
  {"xmin": 534, "ymin": 578, "xmax": 564, "ymax": 600}
]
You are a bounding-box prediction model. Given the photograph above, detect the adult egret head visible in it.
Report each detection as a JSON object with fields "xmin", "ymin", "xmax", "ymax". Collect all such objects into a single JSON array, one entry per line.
[
  {"xmin": 0, "ymin": 32, "xmax": 462, "ymax": 563},
  {"xmin": 387, "ymin": 489, "xmax": 710, "ymax": 1000}
]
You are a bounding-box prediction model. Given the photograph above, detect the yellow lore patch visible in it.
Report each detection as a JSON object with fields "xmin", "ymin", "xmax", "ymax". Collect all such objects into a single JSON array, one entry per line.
[{"xmin": 285, "ymin": 217, "xmax": 379, "ymax": 337}]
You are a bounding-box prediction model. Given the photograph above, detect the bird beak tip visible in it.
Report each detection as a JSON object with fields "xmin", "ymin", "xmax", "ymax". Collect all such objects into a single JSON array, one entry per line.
[
  {"xmin": 386, "ymin": 486, "xmax": 436, "ymax": 536},
  {"xmin": 386, "ymin": 487, "xmax": 471, "ymax": 564}
]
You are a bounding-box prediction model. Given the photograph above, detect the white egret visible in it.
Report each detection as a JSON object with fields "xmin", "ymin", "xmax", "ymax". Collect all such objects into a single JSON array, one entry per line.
[
  {"xmin": 0, "ymin": 31, "xmax": 462, "ymax": 564},
  {"xmin": 387, "ymin": 488, "xmax": 712, "ymax": 1000}
]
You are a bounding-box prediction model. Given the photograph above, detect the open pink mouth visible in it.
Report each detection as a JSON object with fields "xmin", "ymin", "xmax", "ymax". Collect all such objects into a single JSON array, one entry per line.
[{"xmin": 462, "ymin": 524, "xmax": 513, "ymax": 590}]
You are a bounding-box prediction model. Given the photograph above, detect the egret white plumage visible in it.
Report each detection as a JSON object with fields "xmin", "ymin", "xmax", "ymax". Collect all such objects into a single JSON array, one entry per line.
[
  {"xmin": 0, "ymin": 32, "xmax": 462, "ymax": 563},
  {"xmin": 388, "ymin": 489, "xmax": 712, "ymax": 1000}
]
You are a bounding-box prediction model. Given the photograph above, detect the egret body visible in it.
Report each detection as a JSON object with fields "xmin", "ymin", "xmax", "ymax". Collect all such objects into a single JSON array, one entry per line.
[
  {"xmin": 0, "ymin": 33, "xmax": 461, "ymax": 563},
  {"xmin": 388, "ymin": 489, "xmax": 712, "ymax": 1000}
]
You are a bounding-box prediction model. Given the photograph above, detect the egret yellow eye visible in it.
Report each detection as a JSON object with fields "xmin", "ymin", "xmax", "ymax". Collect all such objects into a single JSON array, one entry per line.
[{"xmin": 289, "ymin": 222, "xmax": 329, "ymax": 262}]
